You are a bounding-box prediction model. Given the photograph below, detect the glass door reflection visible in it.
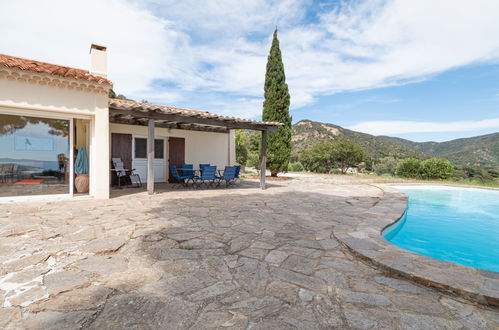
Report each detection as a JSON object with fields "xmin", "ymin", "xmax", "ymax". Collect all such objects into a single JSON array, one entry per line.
[{"xmin": 0, "ymin": 113, "xmax": 70, "ymax": 197}]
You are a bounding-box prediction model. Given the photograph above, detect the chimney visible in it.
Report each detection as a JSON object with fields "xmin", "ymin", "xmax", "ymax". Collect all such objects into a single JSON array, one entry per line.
[{"xmin": 89, "ymin": 44, "xmax": 107, "ymax": 77}]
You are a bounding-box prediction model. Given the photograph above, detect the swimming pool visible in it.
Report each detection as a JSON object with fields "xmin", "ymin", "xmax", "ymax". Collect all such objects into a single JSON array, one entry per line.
[{"xmin": 383, "ymin": 185, "xmax": 499, "ymax": 272}]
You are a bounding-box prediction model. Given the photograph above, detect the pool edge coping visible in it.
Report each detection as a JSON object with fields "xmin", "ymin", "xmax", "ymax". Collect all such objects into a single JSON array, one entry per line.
[{"xmin": 332, "ymin": 184, "xmax": 499, "ymax": 308}]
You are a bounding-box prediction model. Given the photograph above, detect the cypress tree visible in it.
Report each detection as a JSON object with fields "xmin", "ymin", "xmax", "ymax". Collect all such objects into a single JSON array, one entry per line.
[{"xmin": 262, "ymin": 29, "xmax": 292, "ymax": 177}]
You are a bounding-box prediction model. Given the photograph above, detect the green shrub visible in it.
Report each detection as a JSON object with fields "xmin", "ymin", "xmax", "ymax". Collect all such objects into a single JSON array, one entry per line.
[
  {"xmin": 373, "ymin": 157, "xmax": 399, "ymax": 176},
  {"xmin": 288, "ymin": 161, "xmax": 304, "ymax": 172},
  {"xmin": 333, "ymin": 139, "xmax": 367, "ymax": 174},
  {"xmin": 450, "ymin": 167, "xmax": 467, "ymax": 181},
  {"xmin": 421, "ymin": 158, "xmax": 453, "ymax": 180},
  {"xmin": 488, "ymin": 169, "xmax": 499, "ymax": 178},
  {"xmin": 247, "ymin": 152, "xmax": 261, "ymax": 170},
  {"xmin": 235, "ymin": 130, "xmax": 249, "ymax": 166},
  {"xmin": 301, "ymin": 142, "xmax": 337, "ymax": 173},
  {"xmin": 397, "ymin": 158, "xmax": 422, "ymax": 178},
  {"xmin": 361, "ymin": 154, "xmax": 374, "ymax": 172}
]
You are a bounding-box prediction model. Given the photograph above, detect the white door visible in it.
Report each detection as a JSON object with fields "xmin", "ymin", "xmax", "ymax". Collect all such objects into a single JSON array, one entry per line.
[{"xmin": 132, "ymin": 136, "xmax": 166, "ymax": 182}]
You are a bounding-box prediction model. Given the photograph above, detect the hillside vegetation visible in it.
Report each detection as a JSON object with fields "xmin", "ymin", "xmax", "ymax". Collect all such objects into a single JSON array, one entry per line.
[
  {"xmin": 292, "ymin": 120, "xmax": 499, "ymax": 170},
  {"xmin": 379, "ymin": 133, "xmax": 499, "ymax": 170},
  {"xmin": 292, "ymin": 120, "xmax": 427, "ymax": 161}
]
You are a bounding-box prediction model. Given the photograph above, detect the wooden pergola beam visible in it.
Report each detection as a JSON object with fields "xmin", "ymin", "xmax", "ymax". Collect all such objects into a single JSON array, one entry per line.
[
  {"xmin": 110, "ymin": 116, "xmax": 229, "ymax": 133},
  {"xmin": 109, "ymin": 103, "xmax": 282, "ymax": 191},
  {"xmin": 110, "ymin": 108, "xmax": 277, "ymax": 132},
  {"xmin": 147, "ymin": 119, "xmax": 155, "ymax": 195}
]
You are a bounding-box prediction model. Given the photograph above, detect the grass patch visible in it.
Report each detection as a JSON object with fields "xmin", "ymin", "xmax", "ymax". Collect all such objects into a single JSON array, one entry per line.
[{"xmin": 368, "ymin": 173, "xmax": 499, "ymax": 188}]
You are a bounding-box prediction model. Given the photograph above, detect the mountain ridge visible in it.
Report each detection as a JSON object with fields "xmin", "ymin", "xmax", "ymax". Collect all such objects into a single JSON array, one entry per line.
[{"xmin": 292, "ymin": 119, "xmax": 499, "ymax": 170}]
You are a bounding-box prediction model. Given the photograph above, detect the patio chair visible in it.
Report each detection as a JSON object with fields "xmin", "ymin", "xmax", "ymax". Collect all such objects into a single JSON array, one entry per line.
[
  {"xmin": 234, "ymin": 165, "xmax": 241, "ymax": 183},
  {"xmin": 194, "ymin": 165, "xmax": 217, "ymax": 187},
  {"xmin": 0, "ymin": 164, "xmax": 6, "ymax": 183},
  {"xmin": 216, "ymin": 166, "xmax": 237, "ymax": 187},
  {"xmin": 199, "ymin": 164, "xmax": 210, "ymax": 173},
  {"xmin": 0, "ymin": 164, "xmax": 15, "ymax": 183},
  {"xmin": 169, "ymin": 165, "xmax": 193, "ymax": 187},
  {"xmin": 12, "ymin": 164, "xmax": 19, "ymax": 182},
  {"xmin": 180, "ymin": 164, "xmax": 196, "ymax": 182},
  {"xmin": 111, "ymin": 158, "xmax": 142, "ymax": 188}
]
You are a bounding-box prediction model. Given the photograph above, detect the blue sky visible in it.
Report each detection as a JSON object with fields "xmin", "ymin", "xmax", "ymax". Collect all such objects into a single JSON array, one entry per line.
[
  {"xmin": 294, "ymin": 63, "xmax": 499, "ymax": 141},
  {"xmin": 1, "ymin": 0, "xmax": 499, "ymax": 142}
]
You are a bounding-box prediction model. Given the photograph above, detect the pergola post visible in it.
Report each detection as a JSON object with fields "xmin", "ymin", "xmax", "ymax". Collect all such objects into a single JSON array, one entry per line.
[
  {"xmin": 260, "ymin": 130, "xmax": 267, "ymax": 190},
  {"xmin": 147, "ymin": 119, "xmax": 155, "ymax": 195}
]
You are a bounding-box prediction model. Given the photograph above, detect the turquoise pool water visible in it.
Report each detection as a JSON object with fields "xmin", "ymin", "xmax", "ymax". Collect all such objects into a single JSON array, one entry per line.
[{"xmin": 383, "ymin": 185, "xmax": 499, "ymax": 272}]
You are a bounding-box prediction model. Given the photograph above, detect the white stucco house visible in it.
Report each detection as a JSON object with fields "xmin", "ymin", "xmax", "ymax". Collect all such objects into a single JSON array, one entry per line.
[{"xmin": 0, "ymin": 45, "xmax": 279, "ymax": 201}]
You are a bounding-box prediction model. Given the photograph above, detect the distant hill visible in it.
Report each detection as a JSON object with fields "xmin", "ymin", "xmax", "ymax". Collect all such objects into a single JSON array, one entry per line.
[
  {"xmin": 292, "ymin": 120, "xmax": 428, "ymax": 160},
  {"xmin": 292, "ymin": 120, "xmax": 499, "ymax": 170},
  {"xmin": 379, "ymin": 133, "xmax": 499, "ymax": 170}
]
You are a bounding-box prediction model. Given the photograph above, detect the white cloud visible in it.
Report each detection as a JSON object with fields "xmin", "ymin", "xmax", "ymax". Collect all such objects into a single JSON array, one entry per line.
[
  {"xmin": 347, "ymin": 118, "xmax": 499, "ymax": 135},
  {"xmin": 333, "ymin": 97, "xmax": 401, "ymax": 109},
  {"xmin": 278, "ymin": 0, "xmax": 499, "ymax": 107},
  {"xmin": 0, "ymin": 0, "xmax": 190, "ymax": 101},
  {"xmin": 2, "ymin": 0, "xmax": 499, "ymax": 119}
]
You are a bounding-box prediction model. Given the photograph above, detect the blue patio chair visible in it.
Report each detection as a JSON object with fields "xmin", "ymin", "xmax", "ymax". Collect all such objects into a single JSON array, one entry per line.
[
  {"xmin": 234, "ymin": 165, "xmax": 241, "ymax": 183},
  {"xmin": 194, "ymin": 165, "xmax": 217, "ymax": 187},
  {"xmin": 199, "ymin": 164, "xmax": 210, "ymax": 173},
  {"xmin": 169, "ymin": 165, "xmax": 192, "ymax": 187},
  {"xmin": 180, "ymin": 164, "xmax": 196, "ymax": 182},
  {"xmin": 216, "ymin": 166, "xmax": 237, "ymax": 187}
]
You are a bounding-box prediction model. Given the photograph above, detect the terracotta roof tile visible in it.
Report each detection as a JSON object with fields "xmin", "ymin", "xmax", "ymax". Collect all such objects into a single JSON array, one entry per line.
[
  {"xmin": 0, "ymin": 53, "xmax": 112, "ymax": 86},
  {"xmin": 109, "ymin": 98, "xmax": 209, "ymax": 114}
]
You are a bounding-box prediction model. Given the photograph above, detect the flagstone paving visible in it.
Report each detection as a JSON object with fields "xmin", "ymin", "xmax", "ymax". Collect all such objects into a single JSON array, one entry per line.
[{"xmin": 0, "ymin": 177, "xmax": 498, "ymax": 329}]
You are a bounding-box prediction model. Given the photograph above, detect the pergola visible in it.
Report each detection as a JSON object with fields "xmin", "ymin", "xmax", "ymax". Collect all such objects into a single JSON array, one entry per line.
[{"xmin": 108, "ymin": 99, "xmax": 282, "ymax": 194}]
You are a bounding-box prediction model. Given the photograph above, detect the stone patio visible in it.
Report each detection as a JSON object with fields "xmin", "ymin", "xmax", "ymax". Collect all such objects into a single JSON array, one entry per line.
[{"xmin": 0, "ymin": 177, "xmax": 498, "ymax": 329}]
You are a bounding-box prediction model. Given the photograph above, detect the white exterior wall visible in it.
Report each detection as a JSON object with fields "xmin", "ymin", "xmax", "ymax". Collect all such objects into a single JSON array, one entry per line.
[
  {"xmin": 0, "ymin": 70, "xmax": 110, "ymax": 199},
  {"xmin": 110, "ymin": 123, "xmax": 233, "ymax": 180},
  {"xmin": 0, "ymin": 69, "xmax": 236, "ymax": 198}
]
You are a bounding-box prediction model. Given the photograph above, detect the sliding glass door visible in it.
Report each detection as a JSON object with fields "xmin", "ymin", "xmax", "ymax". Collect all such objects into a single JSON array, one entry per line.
[{"xmin": 0, "ymin": 113, "xmax": 71, "ymax": 197}]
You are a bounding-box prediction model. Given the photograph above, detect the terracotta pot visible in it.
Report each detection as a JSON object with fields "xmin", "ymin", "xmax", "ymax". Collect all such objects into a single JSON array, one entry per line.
[{"xmin": 75, "ymin": 174, "xmax": 89, "ymax": 193}]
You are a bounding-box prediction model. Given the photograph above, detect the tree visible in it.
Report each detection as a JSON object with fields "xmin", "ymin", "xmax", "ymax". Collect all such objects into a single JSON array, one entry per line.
[
  {"xmin": 262, "ymin": 29, "xmax": 292, "ymax": 177},
  {"xmin": 301, "ymin": 142, "xmax": 337, "ymax": 173},
  {"xmin": 0, "ymin": 114, "xmax": 69, "ymax": 137},
  {"xmin": 235, "ymin": 130, "xmax": 249, "ymax": 166},
  {"xmin": 397, "ymin": 158, "xmax": 422, "ymax": 178},
  {"xmin": 247, "ymin": 131, "xmax": 262, "ymax": 172},
  {"xmin": 361, "ymin": 153, "xmax": 374, "ymax": 172},
  {"xmin": 108, "ymin": 89, "xmax": 133, "ymax": 101},
  {"xmin": 421, "ymin": 158, "xmax": 453, "ymax": 180},
  {"xmin": 333, "ymin": 139, "xmax": 366, "ymax": 174},
  {"xmin": 374, "ymin": 157, "xmax": 399, "ymax": 176},
  {"xmin": 247, "ymin": 153, "xmax": 261, "ymax": 172},
  {"xmin": 248, "ymin": 131, "xmax": 261, "ymax": 154},
  {"xmin": 301, "ymin": 139, "xmax": 366, "ymax": 174}
]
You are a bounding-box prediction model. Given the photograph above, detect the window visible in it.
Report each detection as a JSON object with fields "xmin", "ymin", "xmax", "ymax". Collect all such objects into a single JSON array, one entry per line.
[
  {"xmin": 155, "ymin": 139, "xmax": 164, "ymax": 159},
  {"xmin": 134, "ymin": 138, "xmax": 164, "ymax": 159},
  {"xmin": 134, "ymin": 138, "xmax": 147, "ymax": 158},
  {"xmin": 0, "ymin": 113, "xmax": 70, "ymax": 197}
]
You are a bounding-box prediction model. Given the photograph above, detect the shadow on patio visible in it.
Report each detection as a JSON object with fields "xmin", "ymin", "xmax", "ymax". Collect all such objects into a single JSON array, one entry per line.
[{"xmin": 110, "ymin": 178, "xmax": 284, "ymax": 198}]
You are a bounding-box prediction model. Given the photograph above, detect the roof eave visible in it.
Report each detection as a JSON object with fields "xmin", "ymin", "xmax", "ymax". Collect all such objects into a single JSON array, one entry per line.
[{"xmin": 108, "ymin": 99, "xmax": 282, "ymax": 131}]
